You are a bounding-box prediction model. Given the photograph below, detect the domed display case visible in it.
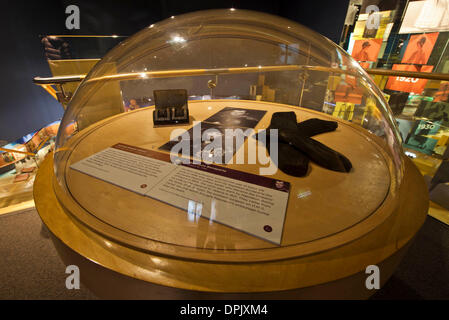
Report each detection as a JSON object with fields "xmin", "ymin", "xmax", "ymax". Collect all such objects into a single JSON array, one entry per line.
[{"xmin": 34, "ymin": 9, "xmax": 428, "ymax": 299}]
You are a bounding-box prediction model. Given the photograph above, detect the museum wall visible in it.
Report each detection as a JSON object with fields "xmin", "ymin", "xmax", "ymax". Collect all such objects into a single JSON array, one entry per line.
[{"xmin": 0, "ymin": 0, "xmax": 348, "ymax": 143}]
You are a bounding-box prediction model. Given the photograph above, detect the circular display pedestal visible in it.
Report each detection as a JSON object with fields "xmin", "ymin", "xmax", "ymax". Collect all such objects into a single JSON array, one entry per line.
[{"xmin": 35, "ymin": 100, "xmax": 429, "ymax": 299}]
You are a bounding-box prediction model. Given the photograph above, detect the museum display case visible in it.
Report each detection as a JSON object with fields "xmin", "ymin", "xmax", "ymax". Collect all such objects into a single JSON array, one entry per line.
[{"xmin": 33, "ymin": 9, "xmax": 429, "ymax": 299}]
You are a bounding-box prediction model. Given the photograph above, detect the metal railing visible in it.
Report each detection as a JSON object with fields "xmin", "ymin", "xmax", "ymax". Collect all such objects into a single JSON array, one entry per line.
[{"xmin": 33, "ymin": 66, "xmax": 449, "ymax": 107}]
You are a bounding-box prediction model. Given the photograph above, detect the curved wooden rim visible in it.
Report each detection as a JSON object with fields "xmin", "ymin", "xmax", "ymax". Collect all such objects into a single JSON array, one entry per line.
[{"xmin": 34, "ymin": 151, "xmax": 428, "ymax": 292}]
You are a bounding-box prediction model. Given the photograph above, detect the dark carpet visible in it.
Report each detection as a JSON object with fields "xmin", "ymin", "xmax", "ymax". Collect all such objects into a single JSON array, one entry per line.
[
  {"xmin": 372, "ymin": 215, "xmax": 449, "ymax": 300},
  {"xmin": 0, "ymin": 209, "xmax": 97, "ymax": 299},
  {"xmin": 0, "ymin": 209, "xmax": 448, "ymax": 299}
]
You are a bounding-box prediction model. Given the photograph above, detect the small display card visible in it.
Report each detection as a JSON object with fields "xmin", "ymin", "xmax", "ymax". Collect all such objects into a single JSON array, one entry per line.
[{"xmin": 70, "ymin": 143, "xmax": 290, "ymax": 244}]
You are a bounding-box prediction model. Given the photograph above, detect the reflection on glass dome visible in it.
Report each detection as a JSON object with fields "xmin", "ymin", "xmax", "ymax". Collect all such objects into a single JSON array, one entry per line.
[{"xmin": 52, "ymin": 9, "xmax": 405, "ymax": 249}]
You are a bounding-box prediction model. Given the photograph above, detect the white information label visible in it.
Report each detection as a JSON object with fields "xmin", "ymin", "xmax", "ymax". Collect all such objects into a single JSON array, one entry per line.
[{"xmin": 70, "ymin": 143, "xmax": 290, "ymax": 245}]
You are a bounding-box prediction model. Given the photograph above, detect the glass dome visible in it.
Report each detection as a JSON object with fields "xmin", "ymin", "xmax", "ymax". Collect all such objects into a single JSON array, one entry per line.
[{"xmin": 53, "ymin": 9, "xmax": 405, "ymax": 257}]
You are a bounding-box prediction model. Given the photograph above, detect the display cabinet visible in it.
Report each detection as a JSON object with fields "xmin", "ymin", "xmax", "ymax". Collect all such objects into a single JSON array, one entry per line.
[{"xmin": 34, "ymin": 9, "xmax": 428, "ymax": 299}]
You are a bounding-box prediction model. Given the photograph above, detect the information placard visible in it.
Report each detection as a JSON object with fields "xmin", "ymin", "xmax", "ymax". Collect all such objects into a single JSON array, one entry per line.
[{"xmin": 70, "ymin": 143, "xmax": 290, "ymax": 244}]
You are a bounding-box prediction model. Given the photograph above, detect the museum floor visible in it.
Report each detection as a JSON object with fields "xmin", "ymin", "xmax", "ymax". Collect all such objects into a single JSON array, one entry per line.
[{"xmin": 0, "ymin": 206, "xmax": 448, "ymax": 299}]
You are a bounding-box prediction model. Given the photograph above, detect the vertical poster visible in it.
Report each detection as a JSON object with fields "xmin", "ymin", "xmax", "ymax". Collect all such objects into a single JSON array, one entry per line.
[
  {"xmin": 375, "ymin": 11, "xmax": 394, "ymax": 39},
  {"xmin": 401, "ymin": 32, "xmax": 439, "ymax": 65},
  {"xmin": 334, "ymin": 75, "xmax": 363, "ymax": 105},
  {"xmin": 351, "ymin": 38, "xmax": 382, "ymax": 62},
  {"xmin": 404, "ymin": 120, "xmax": 440, "ymax": 155}
]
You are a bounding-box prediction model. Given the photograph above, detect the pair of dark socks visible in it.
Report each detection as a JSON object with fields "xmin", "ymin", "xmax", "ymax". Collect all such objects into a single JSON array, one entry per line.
[{"xmin": 257, "ymin": 112, "xmax": 352, "ymax": 177}]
